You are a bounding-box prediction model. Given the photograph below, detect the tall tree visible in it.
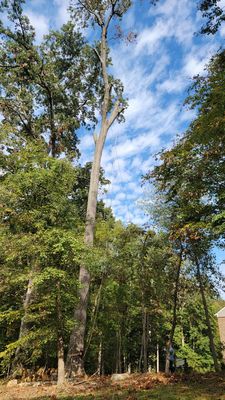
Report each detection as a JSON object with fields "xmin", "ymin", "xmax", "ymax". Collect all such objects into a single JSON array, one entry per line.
[
  {"xmin": 144, "ymin": 48, "xmax": 225, "ymax": 372},
  {"xmin": 0, "ymin": 134, "xmax": 84, "ymax": 376},
  {"xmin": 0, "ymin": 0, "xmax": 100, "ymax": 158},
  {"xmin": 66, "ymin": 0, "xmax": 130, "ymax": 377}
]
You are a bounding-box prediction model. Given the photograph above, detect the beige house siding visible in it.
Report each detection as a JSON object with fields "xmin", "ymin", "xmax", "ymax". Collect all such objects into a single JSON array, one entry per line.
[{"xmin": 217, "ymin": 317, "xmax": 225, "ymax": 361}]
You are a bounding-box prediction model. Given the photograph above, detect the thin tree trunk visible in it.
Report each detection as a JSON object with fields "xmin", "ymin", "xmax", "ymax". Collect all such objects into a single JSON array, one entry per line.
[
  {"xmin": 170, "ymin": 246, "xmax": 183, "ymax": 342},
  {"xmin": 116, "ymin": 328, "xmax": 122, "ymax": 373},
  {"xmin": 97, "ymin": 337, "xmax": 102, "ymax": 376},
  {"xmin": 165, "ymin": 338, "xmax": 170, "ymax": 374},
  {"xmin": 66, "ymin": 19, "xmax": 124, "ymax": 377},
  {"xmin": 156, "ymin": 343, "xmax": 159, "ymax": 373},
  {"xmin": 139, "ymin": 307, "xmax": 148, "ymax": 372},
  {"xmin": 17, "ymin": 275, "xmax": 33, "ymax": 340},
  {"xmin": 139, "ymin": 341, "xmax": 143, "ymax": 372},
  {"xmin": 12, "ymin": 270, "xmax": 35, "ymax": 370},
  {"xmin": 165, "ymin": 246, "xmax": 183, "ymax": 374},
  {"xmin": 196, "ymin": 260, "xmax": 220, "ymax": 372},
  {"xmin": 48, "ymin": 90, "xmax": 57, "ymax": 158},
  {"xmin": 143, "ymin": 308, "xmax": 148, "ymax": 372},
  {"xmin": 56, "ymin": 282, "xmax": 65, "ymax": 385}
]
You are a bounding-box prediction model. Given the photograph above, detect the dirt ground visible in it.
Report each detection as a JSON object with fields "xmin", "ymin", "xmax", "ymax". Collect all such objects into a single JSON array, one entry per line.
[{"xmin": 1, "ymin": 372, "xmax": 225, "ymax": 400}]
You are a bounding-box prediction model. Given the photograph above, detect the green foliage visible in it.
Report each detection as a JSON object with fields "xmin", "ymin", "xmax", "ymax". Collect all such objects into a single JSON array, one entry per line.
[
  {"xmin": 174, "ymin": 291, "xmax": 220, "ymax": 372},
  {"xmin": 0, "ymin": 1, "xmax": 101, "ymax": 157},
  {"xmin": 199, "ymin": 0, "xmax": 225, "ymax": 34},
  {"xmin": 146, "ymin": 50, "xmax": 225, "ymax": 244},
  {"xmin": 0, "ymin": 137, "xmax": 86, "ymax": 371},
  {"xmin": 0, "ymin": 0, "xmax": 223, "ymax": 379}
]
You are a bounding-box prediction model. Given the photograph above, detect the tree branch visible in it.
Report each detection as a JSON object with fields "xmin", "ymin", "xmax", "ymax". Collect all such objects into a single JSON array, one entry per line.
[
  {"xmin": 77, "ymin": 0, "xmax": 103, "ymax": 26},
  {"xmin": 0, "ymin": 64, "xmax": 20, "ymax": 69},
  {"xmin": 107, "ymin": 99, "xmax": 124, "ymax": 128},
  {"xmin": 93, "ymin": 47, "xmax": 102, "ymax": 63}
]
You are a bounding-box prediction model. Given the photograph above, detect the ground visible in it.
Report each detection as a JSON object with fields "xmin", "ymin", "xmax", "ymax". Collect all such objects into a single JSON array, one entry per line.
[{"xmin": 1, "ymin": 372, "xmax": 225, "ymax": 400}]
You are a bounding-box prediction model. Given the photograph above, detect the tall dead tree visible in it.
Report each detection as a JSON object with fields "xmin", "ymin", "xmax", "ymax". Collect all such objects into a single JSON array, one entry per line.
[{"xmin": 65, "ymin": 0, "xmax": 131, "ymax": 377}]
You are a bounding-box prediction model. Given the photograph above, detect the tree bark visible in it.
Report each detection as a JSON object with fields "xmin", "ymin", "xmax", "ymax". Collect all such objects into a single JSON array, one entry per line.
[
  {"xmin": 170, "ymin": 247, "xmax": 183, "ymax": 342},
  {"xmin": 57, "ymin": 336, "xmax": 65, "ymax": 385},
  {"xmin": 143, "ymin": 308, "xmax": 148, "ymax": 372},
  {"xmin": 164, "ymin": 246, "xmax": 183, "ymax": 374},
  {"xmin": 66, "ymin": 17, "xmax": 124, "ymax": 377},
  {"xmin": 196, "ymin": 260, "xmax": 220, "ymax": 372},
  {"xmin": 116, "ymin": 328, "xmax": 122, "ymax": 373},
  {"xmin": 165, "ymin": 338, "xmax": 170, "ymax": 374},
  {"xmin": 84, "ymin": 280, "xmax": 103, "ymax": 358},
  {"xmin": 156, "ymin": 343, "xmax": 159, "ymax": 373},
  {"xmin": 97, "ymin": 336, "xmax": 102, "ymax": 376},
  {"xmin": 12, "ymin": 270, "xmax": 35, "ymax": 370},
  {"xmin": 56, "ymin": 282, "xmax": 65, "ymax": 385},
  {"xmin": 139, "ymin": 307, "xmax": 148, "ymax": 372}
]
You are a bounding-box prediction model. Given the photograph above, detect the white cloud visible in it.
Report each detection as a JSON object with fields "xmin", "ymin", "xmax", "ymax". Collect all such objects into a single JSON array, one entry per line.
[
  {"xmin": 183, "ymin": 43, "xmax": 218, "ymax": 77},
  {"xmin": 53, "ymin": 0, "xmax": 70, "ymax": 26},
  {"xmin": 30, "ymin": 0, "xmax": 221, "ymax": 225},
  {"xmin": 184, "ymin": 55, "xmax": 207, "ymax": 77},
  {"xmin": 80, "ymin": 134, "xmax": 94, "ymax": 150},
  {"xmin": 220, "ymin": 24, "xmax": 225, "ymax": 37},
  {"xmin": 157, "ymin": 75, "xmax": 186, "ymax": 93},
  {"xmin": 25, "ymin": 11, "xmax": 49, "ymax": 41}
]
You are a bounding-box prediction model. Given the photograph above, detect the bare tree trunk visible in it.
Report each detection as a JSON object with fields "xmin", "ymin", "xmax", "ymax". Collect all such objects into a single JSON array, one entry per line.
[
  {"xmin": 66, "ymin": 17, "xmax": 124, "ymax": 377},
  {"xmin": 66, "ymin": 266, "xmax": 90, "ymax": 376},
  {"xmin": 17, "ymin": 275, "xmax": 33, "ymax": 340},
  {"xmin": 139, "ymin": 307, "xmax": 147, "ymax": 372},
  {"xmin": 139, "ymin": 341, "xmax": 143, "ymax": 373},
  {"xmin": 165, "ymin": 338, "xmax": 170, "ymax": 374},
  {"xmin": 56, "ymin": 282, "xmax": 65, "ymax": 385},
  {"xmin": 57, "ymin": 336, "xmax": 65, "ymax": 385},
  {"xmin": 170, "ymin": 247, "xmax": 183, "ymax": 342},
  {"xmin": 164, "ymin": 246, "xmax": 183, "ymax": 374},
  {"xmin": 156, "ymin": 343, "xmax": 159, "ymax": 373},
  {"xmin": 97, "ymin": 337, "xmax": 102, "ymax": 376},
  {"xmin": 143, "ymin": 308, "xmax": 148, "ymax": 372},
  {"xmin": 196, "ymin": 260, "xmax": 220, "ymax": 372},
  {"xmin": 84, "ymin": 280, "xmax": 103, "ymax": 358},
  {"xmin": 116, "ymin": 328, "xmax": 122, "ymax": 373},
  {"xmin": 12, "ymin": 271, "xmax": 34, "ymax": 370}
]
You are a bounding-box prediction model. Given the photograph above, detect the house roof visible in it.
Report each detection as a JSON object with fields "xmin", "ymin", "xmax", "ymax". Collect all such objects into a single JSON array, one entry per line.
[{"xmin": 215, "ymin": 307, "xmax": 225, "ymax": 318}]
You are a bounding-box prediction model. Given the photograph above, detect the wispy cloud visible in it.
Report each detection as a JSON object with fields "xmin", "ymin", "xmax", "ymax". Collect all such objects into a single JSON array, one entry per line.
[
  {"xmin": 23, "ymin": 0, "xmax": 223, "ymax": 225},
  {"xmin": 25, "ymin": 10, "xmax": 49, "ymax": 41}
]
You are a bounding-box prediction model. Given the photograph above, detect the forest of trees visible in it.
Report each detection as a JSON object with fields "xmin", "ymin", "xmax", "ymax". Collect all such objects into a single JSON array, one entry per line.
[{"xmin": 0, "ymin": 0, "xmax": 224, "ymax": 388}]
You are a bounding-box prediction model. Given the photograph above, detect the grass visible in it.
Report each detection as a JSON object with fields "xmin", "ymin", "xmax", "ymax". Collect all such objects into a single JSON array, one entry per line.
[
  {"xmin": 28, "ymin": 382, "xmax": 225, "ymax": 400},
  {"xmin": 2, "ymin": 373, "xmax": 225, "ymax": 400}
]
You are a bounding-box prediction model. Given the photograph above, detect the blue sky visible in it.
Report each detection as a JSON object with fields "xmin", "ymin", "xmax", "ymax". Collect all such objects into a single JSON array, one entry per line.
[{"xmin": 13, "ymin": 0, "xmax": 225, "ymax": 265}]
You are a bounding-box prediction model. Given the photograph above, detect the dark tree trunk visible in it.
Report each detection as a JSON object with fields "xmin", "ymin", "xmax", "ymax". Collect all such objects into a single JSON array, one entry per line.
[
  {"xmin": 66, "ymin": 265, "xmax": 90, "ymax": 376},
  {"xmin": 143, "ymin": 308, "xmax": 148, "ymax": 372},
  {"xmin": 196, "ymin": 260, "xmax": 220, "ymax": 372},
  {"xmin": 170, "ymin": 247, "xmax": 183, "ymax": 342},
  {"xmin": 139, "ymin": 306, "xmax": 148, "ymax": 372},
  {"xmin": 165, "ymin": 338, "xmax": 170, "ymax": 374},
  {"xmin": 116, "ymin": 328, "xmax": 122, "ymax": 373}
]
